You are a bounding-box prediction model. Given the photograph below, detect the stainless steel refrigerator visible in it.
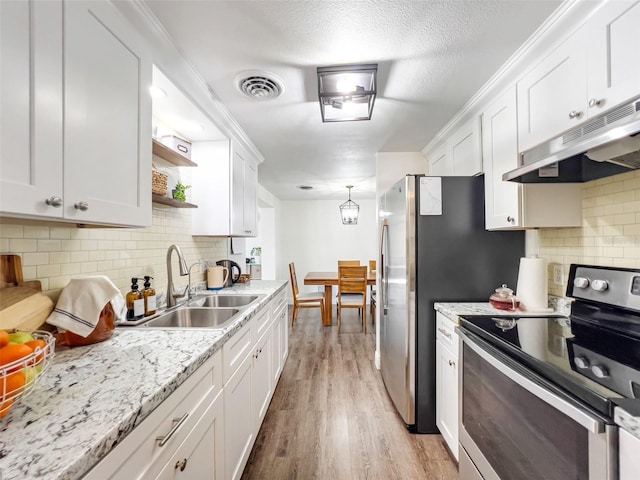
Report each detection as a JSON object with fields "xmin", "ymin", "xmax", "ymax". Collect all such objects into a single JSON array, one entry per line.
[{"xmin": 379, "ymin": 175, "xmax": 524, "ymax": 433}]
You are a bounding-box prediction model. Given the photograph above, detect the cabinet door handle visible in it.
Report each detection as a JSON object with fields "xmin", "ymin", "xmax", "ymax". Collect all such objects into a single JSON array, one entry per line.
[
  {"xmin": 156, "ymin": 412, "xmax": 189, "ymax": 447},
  {"xmin": 506, "ymin": 216, "xmax": 515, "ymax": 223},
  {"xmin": 74, "ymin": 201, "xmax": 89, "ymax": 211},
  {"xmin": 245, "ymin": 230, "xmax": 252, "ymax": 234},
  {"xmin": 568, "ymin": 110, "xmax": 582, "ymax": 119},
  {"xmin": 45, "ymin": 196, "xmax": 63, "ymax": 208},
  {"xmin": 437, "ymin": 327, "xmax": 452, "ymax": 339},
  {"xmin": 588, "ymin": 98, "xmax": 603, "ymax": 108},
  {"xmin": 175, "ymin": 458, "xmax": 188, "ymax": 471},
  {"xmin": 448, "ymin": 360, "xmax": 456, "ymax": 367}
]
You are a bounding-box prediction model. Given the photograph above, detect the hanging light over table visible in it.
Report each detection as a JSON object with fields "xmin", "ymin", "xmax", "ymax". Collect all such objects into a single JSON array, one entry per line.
[{"xmin": 340, "ymin": 185, "xmax": 359, "ymax": 225}]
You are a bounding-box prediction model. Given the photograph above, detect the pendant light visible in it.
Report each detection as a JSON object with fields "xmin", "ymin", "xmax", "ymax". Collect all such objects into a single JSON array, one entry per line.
[{"xmin": 339, "ymin": 185, "xmax": 359, "ymax": 225}]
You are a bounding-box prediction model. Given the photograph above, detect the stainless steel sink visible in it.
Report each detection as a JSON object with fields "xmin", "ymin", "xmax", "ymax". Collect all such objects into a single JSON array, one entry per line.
[
  {"xmin": 140, "ymin": 307, "xmax": 240, "ymax": 329},
  {"xmin": 189, "ymin": 294, "xmax": 260, "ymax": 308}
]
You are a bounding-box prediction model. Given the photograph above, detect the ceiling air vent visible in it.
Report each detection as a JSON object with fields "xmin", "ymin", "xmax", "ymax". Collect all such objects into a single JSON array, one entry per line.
[{"xmin": 236, "ymin": 71, "xmax": 284, "ymax": 100}]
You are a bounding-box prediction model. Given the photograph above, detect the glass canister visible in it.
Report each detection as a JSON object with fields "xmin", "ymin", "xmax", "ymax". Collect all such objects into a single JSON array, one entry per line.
[{"xmin": 489, "ymin": 284, "xmax": 520, "ymax": 311}]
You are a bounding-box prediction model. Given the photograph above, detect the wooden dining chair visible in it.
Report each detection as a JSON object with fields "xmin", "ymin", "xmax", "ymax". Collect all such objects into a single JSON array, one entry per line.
[
  {"xmin": 337, "ymin": 265, "xmax": 367, "ymax": 333},
  {"xmin": 289, "ymin": 262, "xmax": 325, "ymax": 327},
  {"xmin": 369, "ymin": 260, "xmax": 377, "ymax": 322},
  {"xmin": 336, "ymin": 260, "xmax": 361, "ymax": 315}
]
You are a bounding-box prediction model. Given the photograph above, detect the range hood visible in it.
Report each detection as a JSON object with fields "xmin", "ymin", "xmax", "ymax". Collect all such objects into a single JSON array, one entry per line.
[{"xmin": 504, "ymin": 97, "xmax": 640, "ymax": 183}]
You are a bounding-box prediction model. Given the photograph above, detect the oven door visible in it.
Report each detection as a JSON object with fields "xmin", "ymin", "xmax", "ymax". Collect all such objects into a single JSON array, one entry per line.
[{"xmin": 458, "ymin": 329, "xmax": 618, "ymax": 480}]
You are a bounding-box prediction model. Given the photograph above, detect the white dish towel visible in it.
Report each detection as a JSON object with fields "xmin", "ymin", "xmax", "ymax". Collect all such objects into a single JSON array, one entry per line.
[{"xmin": 46, "ymin": 275, "xmax": 126, "ymax": 338}]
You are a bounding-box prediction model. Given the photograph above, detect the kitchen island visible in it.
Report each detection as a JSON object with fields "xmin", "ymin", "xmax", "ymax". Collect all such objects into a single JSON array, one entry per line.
[{"xmin": 0, "ymin": 280, "xmax": 287, "ymax": 480}]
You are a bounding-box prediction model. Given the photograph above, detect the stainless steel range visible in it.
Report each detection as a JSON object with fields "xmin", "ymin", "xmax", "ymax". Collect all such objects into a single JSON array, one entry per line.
[{"xmin": 457, "ymin": 264, "xmax": 640, "ymax": 480}]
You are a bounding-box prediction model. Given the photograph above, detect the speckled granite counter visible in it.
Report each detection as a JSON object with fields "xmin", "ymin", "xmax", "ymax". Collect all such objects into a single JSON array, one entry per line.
[
  {"xmin": 434, "ymin": 297, "xmax": 571, "ymax": 323},
  {"xmin": 0, "ymin": 280, "xmax": 287, "ymax": 480}
]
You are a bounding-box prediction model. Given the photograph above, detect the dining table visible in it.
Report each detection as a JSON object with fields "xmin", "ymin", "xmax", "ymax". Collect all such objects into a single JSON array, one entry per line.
[{"xmin": 303, "ymin": 271, "xmax": 376, "ymax": 326}]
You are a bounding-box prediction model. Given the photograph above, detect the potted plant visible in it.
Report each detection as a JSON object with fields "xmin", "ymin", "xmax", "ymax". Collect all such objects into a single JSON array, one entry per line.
[{"xmin": 172, "ymin": 181, "xmax": 191, "ymax": 202}]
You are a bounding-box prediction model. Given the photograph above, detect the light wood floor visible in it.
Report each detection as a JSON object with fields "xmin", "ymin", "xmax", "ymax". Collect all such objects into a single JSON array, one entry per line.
[{"xmin": 241, "ymin": 306, "xmax": 459, "ymax": 480}]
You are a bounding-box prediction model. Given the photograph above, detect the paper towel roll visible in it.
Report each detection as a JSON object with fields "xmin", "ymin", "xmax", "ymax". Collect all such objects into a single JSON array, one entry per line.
[{"xmin": 516, "ymin": 257, "xmax": 551, "ymax": 312}]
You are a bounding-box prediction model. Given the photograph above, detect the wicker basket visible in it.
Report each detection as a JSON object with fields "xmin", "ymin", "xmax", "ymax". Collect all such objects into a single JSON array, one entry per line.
[{"xmin": 152, "ymin": 168, "xmax": 168, "ymax": 195}]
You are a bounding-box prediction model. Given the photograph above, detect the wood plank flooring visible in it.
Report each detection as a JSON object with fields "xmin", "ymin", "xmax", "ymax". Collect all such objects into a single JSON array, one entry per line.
[{"xmin": 241, "ymin": 306, "xmax": 459, "ymax": 480}]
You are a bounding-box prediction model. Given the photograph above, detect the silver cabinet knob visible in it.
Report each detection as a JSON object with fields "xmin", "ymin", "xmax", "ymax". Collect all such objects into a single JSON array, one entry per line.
[
  {"xmin": 448, "ymin": 360, "xmax": 456, "ymax": 367},
  {"xmin": 574, "ymin": 356, "xmax": 590, "ymax": 369},
  {"xmin": 506, "ymin": 216, "xmax": 515, "ymax": 223},
  {"xmin": 574, "ymin": 277, "xmax": 590, "ymax": 289},
  {"xmin": 175, "ymin": 458, "xmax": 187, "ymax": 471},
  {"xmin": 591, "ymin": 364, "xmax": 609, "ymax": 379},
  {"xmin": 74, "ymin": 201, "xmax": 89, "ymax": 211},
  {"xmin": 591, "ymin": 279, "xmax": 608, "ymax": 292},
  {"xmin": 45, "ymin": 196, "xmax": 63, "ymax": 208},
  {"xmin": 568, "ymin": 110, "xmax": 582, "ymax": 119},
  {"xmin": 588, "ymin": 98, "xmax": 604, "ymax": 108}
]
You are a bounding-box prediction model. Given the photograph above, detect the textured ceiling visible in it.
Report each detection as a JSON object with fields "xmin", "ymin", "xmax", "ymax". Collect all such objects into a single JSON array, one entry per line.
[{"xmin": 145, "ymin": 0, "xmax": 562, "ymax": 200}]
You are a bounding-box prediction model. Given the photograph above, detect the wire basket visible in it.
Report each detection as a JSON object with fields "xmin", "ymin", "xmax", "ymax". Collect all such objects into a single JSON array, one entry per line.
[{"xmin": 1, "ymin": 330, "xmax": 55, "ymax": 419}]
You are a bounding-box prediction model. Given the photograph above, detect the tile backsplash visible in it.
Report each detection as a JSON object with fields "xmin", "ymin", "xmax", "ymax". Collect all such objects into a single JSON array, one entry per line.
[
  {"xmin": 539, "ymin": 169, "xmax": 640, "ymax": 296},
  {"xmin": 0, "ymin": 206, "xmax": 227, "ymax": 301}
]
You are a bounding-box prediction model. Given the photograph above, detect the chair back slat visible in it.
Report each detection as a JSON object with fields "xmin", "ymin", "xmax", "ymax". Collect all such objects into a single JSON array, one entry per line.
[
  {"xmin": 338, "ymin": 265, "xmax": 367, "ymax": 295},
  {"xmin": 369, "ymin": 259, "xmax": 376, "ymax": 273},
  {"xmin": 289, "ymin": 262, "xmax": 300, "ymax": 297},
  {"xmin": 338, "ymin": 260, "xmax": 360, "ymax": 267}
]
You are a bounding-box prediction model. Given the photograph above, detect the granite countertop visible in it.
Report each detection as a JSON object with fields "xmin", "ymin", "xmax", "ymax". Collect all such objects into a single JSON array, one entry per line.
[
  {"xmin": 0, "ymin": 280, "xmax": 287, "ymax": 480},
  {"xmin": 434, "ymin": 297, "xmax": 571, "ymax": 323}
]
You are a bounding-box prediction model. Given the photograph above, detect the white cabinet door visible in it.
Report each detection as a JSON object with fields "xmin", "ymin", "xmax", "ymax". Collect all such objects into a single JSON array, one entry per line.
[
  {"xmin": 482, "ymin": 87, "xmax": 522, "ymax": 229},
  {"xmin": 587, "ymin": 0, "xmax": 640, "ymax": 115},
  {"xmin": 517, "ymin": 28, "xmax": 587, "ymax": 152},
  {"xmin": 243, "ymin": 157, "xmax": 258, "ymax": 235},
  {"xmin": 64, "ymin": 0, "xmax": 151, "ymax": 227},
  {"xmin": 272, "ymin": 308, "xmax": 283, "ymax": 384},
  {"xmin": 482, "ymin": 86, "xmax": 582, "ymax": 230},
  {"xmin": 427, "ymin": 145, "xmax": 453, "ymax": 176},
  {"xmin": 436, "ymin": 338, "xmax": 458, "ymax": 461},
  {"xmin": 154, "ymin": 391, "xmax": 224, "ymax": 480},
  {"xmin": 280, "ymin": 306, "xmax": 289, "ymax": 366},
  {"xmin": 252, "ymin": 326, "xmax": 273, "ymax": 433},
  {"xmin": 231, "ymin": 150, "xmax": 258, "ymax": 236},
  {"xmin": 224, "ymin": 352, "xmax": 254, "ymax": 480},
  {"xmin": 449, "ymin": 117, "xmax": 482, "ymax": 176},
  {"xmin": 0, "ymin": 0, "xmax": 63, "ymax": 218},
  {"xmin": 620, "ymin": 429, "xmax": 640, "ymax": 480}
]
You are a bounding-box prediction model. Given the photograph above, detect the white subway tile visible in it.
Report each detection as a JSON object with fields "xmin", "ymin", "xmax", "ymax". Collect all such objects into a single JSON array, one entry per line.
[{"xmin": 22, "ymin": 252, "xmax": 50, "ymax": 266}]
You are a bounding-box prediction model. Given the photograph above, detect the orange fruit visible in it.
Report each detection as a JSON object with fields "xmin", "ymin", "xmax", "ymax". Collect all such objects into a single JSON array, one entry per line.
[
  {"xmin": 0, "ymin": 344, "xmax": 33, "ymax": 373},
  {"xmin": 0, "ymin": 331, "xmax": 8, "ymax": 348},
  {"xmin": 25, "ymin": 340, "xmax": 47, "ymax": 364},
  {"xmin": 0, "ymin": 399, "xmax": 14, "ymax": 419},
  {"xmin": 1, "ymin": 370, "xmax": 26, "ymax": 398}
]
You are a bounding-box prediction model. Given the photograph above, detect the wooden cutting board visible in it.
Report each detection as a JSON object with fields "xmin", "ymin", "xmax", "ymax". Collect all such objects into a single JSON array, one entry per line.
[
  {"xmin": 0, "ymin": 286, "xmax": 55, "ymax": 331},
  {"xmin": 0, "ymin": 255, "xmax": 53, "ymax": 330}
]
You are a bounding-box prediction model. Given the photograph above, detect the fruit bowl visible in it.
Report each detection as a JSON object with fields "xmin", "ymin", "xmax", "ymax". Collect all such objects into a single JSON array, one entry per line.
[{"xmin": 0, "ymin": 330, "xmax": 55, "ymax": 419}]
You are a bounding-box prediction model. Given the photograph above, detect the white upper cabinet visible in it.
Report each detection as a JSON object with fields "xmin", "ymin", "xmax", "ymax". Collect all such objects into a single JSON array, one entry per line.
[
  {"xmin": 1, "ymin": 0, "xmax": 63, "ymax": 219},
  {"xmin": 586, "ymin": 0, "xmax": 640, "ymax": 115},
  {"xmin": 483, "ymin": 86, "xmax": 582, "ymax": 230},
  {"xmin": 448, "ymin": 117, "xmax": 483, "ymax": 176},
  {"xmin": 426, "ymin": 118, "xmax": 482, "ymax": 177},
  {"xmin": 64, "ymin": 1, "xmax": 152, "ymax": 226},
  {"xmin": 192, "ymin": 141, "xmax": 258, "ymax": 237},
  {"xmin": 0, "ymin": 0, "xmax": 152, "ymax": 227},
  {"xmin": 517, "ymin": 28, "xmax": 588, "ymax": 152},
  {"xmin": 518, "ymin": 0, "xmax": 640, "ymax": 152}
]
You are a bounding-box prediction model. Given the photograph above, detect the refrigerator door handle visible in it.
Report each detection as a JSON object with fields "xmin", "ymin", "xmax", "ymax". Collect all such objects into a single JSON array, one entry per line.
[{"xmin": 380, "ymin": 221, "xmax": 389, "ymax": 314}]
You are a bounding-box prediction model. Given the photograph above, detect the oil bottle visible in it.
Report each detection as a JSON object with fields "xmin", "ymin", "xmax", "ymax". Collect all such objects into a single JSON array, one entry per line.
[
  {"xmin": 142, "ymin": 275, "xmax": 157, "ymax": 317},
  {"xmin": 126, "ymin": 277, "xmax": 144, "ymax": 321}
]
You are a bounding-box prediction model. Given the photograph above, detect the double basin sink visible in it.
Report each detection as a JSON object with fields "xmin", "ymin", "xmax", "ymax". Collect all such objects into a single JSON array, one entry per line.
[{"xmin": 135, "ymin": 294, "xmax": 263, "ymax": 330}]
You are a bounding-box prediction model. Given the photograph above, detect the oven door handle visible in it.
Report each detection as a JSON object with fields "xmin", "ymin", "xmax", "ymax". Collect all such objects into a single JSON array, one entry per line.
[{"xmin": 459, "ymin": 329, "xmax": 606, "ymax": 434}]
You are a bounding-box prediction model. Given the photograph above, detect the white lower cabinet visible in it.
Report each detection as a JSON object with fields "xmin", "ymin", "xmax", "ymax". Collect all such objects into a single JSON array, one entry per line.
[
  {"xmin": 435, "ymin": 312, "xmax": 459, "ymax": 461},
  {"xmin": 619, "ymin": 428, "xmax": 640, "ymax": 480},
  {"xmin": 252, "ymin": 326, "xmax": 274, "ymax": 432}
]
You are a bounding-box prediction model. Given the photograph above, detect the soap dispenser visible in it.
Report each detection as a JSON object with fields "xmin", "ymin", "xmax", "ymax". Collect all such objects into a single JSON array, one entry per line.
[
  {"xmin": 142, "ymin": 275, "xmax": 157, "ymax": 317},
  {"xmin": 126, "ymin": 278, "xmax": 144, "ymax": 321}
]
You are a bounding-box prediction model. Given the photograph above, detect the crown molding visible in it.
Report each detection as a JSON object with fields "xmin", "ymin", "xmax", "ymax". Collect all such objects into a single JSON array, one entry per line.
[
  {"xmin": 421, "ymin": 0, "xmax": 605, "ymax": 157},
  {"xmin": 113, "ymin": 0, "xmax": 264, "ymax": 164}
]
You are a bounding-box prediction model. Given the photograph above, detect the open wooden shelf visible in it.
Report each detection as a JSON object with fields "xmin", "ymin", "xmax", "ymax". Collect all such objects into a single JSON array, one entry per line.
[
  {"xmin": 152, "ymin": 194, "xmax": 198, "ymax": 208},
  {"xmin": 152, "ymin": 139, "xmax": 197, "ymax": 167}
]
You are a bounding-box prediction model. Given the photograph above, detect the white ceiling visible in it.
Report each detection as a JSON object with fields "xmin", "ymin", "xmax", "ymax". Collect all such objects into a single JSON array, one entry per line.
[{"xmin": 144, "ymin": 0, "xmax": 562, "ymax": 200}]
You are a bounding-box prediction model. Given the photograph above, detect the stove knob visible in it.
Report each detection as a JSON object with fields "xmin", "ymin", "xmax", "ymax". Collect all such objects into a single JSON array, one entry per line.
[
  {"xmin": 591, "ymin": 365, "xmax": 609, "ymax": 379},
  {"xmin": 574, "ymin": 277, "xmax": 590, "ymax": 288},
  {"xmin": 574, "ymin": 356, "xmax": 590, "ymax": 369},
  {"xmin": 591, "ymin": 279, "xmax": 609, "ymax": 292}
]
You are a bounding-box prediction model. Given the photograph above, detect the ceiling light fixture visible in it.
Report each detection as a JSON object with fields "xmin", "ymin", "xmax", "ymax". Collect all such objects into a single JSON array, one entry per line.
[
  {"xmin": 317, "ymin": 64, "xmax": 377, "ymax": 122},
  {"xmin": 339, "ymin": 185, "xmax": 359, "ymax": 225}
]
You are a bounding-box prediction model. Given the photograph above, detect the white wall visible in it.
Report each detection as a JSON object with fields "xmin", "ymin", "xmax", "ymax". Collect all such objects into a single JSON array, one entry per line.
[
  {"xmin": 245, "ymin": 206, "xmax": 276, "ymax": 279},
  {"xmin": 280, "ymin": 198, "xmax": 378, "ymax": 302},
  {"xmin": 376, "ymin": 152, "xmax": 427, "ymax": 196}
]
